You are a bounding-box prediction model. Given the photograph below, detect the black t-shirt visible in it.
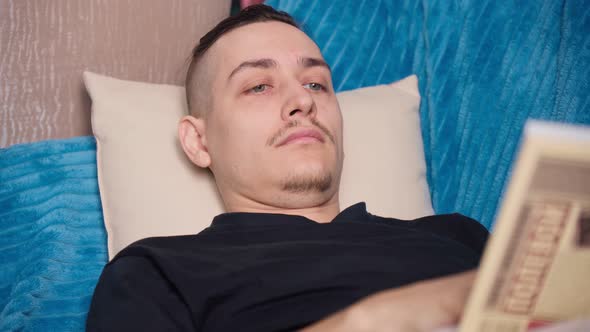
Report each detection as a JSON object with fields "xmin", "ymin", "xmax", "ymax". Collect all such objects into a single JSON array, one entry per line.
[{"xmin": 86, "ymin": 202, "xmax": 488, "ymax": 332}]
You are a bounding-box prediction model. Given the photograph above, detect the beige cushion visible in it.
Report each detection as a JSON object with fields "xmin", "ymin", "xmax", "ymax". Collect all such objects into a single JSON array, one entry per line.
[
  {"xmin": 338, "ymin": 78, "xmax": 433, "ymax": 221},
  {"xmin": 83, "ymin": 71, "xmax": 434, "ymax": 259}
]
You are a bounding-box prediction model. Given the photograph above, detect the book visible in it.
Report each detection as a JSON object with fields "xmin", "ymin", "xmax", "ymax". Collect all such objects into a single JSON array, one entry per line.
[{"xmin": 458, "ymin": 120, "xmax": 590, "ymax": 332}]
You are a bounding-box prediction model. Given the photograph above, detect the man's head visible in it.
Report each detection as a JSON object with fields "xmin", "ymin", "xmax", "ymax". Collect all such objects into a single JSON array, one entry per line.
[{"xmin": 179, "ymin": 5, "xmax": 344, "ymax": 214}]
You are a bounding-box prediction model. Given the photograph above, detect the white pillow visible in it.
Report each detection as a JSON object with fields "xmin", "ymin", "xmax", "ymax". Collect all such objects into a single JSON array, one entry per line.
[{"xmin": 83, "ymin": 71, "xmax": 433, "ymax": 258}]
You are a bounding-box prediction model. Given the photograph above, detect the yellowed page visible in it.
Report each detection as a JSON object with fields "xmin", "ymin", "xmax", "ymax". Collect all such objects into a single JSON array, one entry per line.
[{"xmin": 459, "ymin": 120, "xmax": 590, "ymax": 332}]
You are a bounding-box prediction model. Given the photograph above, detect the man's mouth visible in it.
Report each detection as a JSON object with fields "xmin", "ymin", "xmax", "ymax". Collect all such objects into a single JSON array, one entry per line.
[{"xmin": 276, "ymin": 129, "xmax": 325, "ymax": 147}]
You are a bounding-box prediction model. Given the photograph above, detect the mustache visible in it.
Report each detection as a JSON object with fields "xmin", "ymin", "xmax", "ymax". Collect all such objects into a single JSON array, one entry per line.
[{"xmin": 266, "ymin": 118, "xmax": 336, "ymax": 147}]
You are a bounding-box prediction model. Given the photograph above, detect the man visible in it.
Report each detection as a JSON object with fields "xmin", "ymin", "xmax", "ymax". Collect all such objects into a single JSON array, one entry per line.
[{"xmin": 87, "ymin": 5, "xmax": 488, "ymax": 331}]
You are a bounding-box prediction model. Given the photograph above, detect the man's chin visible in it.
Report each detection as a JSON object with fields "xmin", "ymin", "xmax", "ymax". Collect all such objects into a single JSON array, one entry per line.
[{"xmin": 280, "ymin": 172, "xmax": 333, "ymax": 194}]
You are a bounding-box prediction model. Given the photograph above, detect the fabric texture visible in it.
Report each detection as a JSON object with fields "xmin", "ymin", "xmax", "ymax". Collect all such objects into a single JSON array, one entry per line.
[
  {"xmin": 83, "ymin": 71, "xmax": 433, "ymax": 258},
  {"xmin": 87, "ymin": 202, "xmax": 487, "ymax": 332},
  {"xmin": 267, "ymin": 0, "xmax": 590, "ymax": 229},
  {"xmin": 0, "ymin": 137, "xmax": 108, "ymax": 332}
]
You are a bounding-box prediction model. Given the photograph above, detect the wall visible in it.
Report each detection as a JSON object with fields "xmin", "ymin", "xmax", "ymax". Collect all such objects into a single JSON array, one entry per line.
[{"xmin": 0, "ymin": 0, "xmax": 231, "ymax": 148}]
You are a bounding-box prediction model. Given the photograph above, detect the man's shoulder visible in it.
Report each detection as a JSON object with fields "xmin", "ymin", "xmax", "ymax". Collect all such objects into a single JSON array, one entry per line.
[
  {"xmin": 370, "ymin": 212, "xmax": 490, "ymax": 255},
  {"xmin": 411, "ymin": 212, "xmax": 487, "ymax": 229},
  {"xmin": 111, "ymin": 233, "xmax": 205, "ymax": 263},
  {"xmin": 132, "ymin": 233, "xmax": 202, "ymax": 248},
  {"xmin": 368, "ymin": 210, "xmax": 485, "ymax": 229}
]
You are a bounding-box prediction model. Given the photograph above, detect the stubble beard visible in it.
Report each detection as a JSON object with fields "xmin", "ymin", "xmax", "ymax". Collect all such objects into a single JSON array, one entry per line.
[{"xmin": 280, "ymin": 171, "xmax": 333, "ymax": 194}]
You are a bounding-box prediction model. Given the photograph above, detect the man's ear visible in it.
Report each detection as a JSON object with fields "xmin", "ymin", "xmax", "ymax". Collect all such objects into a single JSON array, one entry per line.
[{"xmin": 178, "ymin": 115, "xmax": 211, "ymax": 168}]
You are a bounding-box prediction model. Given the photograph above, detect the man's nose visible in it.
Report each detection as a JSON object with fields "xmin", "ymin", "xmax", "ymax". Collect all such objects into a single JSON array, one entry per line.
[{"xmin": 280, "ymin": 84, "xmax": 316, "ymax": 121}]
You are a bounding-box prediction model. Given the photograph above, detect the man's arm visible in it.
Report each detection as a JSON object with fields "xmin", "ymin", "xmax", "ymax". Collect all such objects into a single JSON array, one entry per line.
[
  {"xmin": 301, "ymin": 270, "xmax": 476, "ymax": 332},
  {"xmin": 86, "ymin": 256, "xmax": 195, "ymax": 332}
]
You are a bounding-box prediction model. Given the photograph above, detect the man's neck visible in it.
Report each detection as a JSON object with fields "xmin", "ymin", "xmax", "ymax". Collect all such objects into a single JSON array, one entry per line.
[{"xmin": 223, "ymin": 193, "xmax": 341, "ymax": 224}]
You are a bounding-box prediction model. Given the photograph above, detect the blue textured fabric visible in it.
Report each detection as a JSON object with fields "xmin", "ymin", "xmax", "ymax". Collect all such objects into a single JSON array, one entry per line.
[
  {"xmin": 0, "ymin": 137, "xmax": 108, "ymax": 332},
  {"xmin": 268, "ymin": 0, "xmax": 590, "ymax": 229}
]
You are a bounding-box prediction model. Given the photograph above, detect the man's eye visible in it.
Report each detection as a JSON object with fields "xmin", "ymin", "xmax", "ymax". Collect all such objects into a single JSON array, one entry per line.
[
  {"xmin": 249, "ymin": 84, "xmax": 268, "ymax": 93},
  {"xmin": 303, "ymin": 82, "xmax": 325, "ymax": 91}
]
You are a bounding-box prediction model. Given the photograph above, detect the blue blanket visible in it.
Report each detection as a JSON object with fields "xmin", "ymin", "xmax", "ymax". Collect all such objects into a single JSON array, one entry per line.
[
  {"xmin": 0, "ymin": 137, "xmax": 108, "ymax": 331},
  {"xmin": 267, "ymin": 0, "xmax": 590, "ymax": 229}
]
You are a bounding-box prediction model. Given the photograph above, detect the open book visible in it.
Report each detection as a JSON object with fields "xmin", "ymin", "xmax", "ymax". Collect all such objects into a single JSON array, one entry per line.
[{"xmin": 456, "ymin": 120, "xmax": 590, "ymax": 332}]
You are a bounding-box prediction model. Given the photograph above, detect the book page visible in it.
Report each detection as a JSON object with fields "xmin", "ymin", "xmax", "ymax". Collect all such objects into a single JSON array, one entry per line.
[{"xmin": 458, "ymin": 120, "xmax": 590, "ymax": 332}]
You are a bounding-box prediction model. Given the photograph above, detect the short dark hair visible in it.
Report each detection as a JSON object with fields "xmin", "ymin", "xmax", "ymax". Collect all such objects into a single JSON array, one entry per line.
[{"xmin": 185, "ymin": 4, "xmax": 299, "ymax": 117}]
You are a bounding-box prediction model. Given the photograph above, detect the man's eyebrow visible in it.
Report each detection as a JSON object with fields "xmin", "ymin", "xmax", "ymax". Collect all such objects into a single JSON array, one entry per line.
[
  {"xmin": 228, "ymin": 58, "xmax": 278, "ymax": 81},
  {"xmin": 299, "ymin": 57, "xmax": 331, "ymax": 72},
  {"xmin": 227, "ymin": 57, "xmax": 332, "ymax": 82}
]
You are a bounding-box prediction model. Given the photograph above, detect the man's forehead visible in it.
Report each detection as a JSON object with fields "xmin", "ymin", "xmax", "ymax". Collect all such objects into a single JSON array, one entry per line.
[{"xmin": 207, "ymin": 21, "xmax": 324, "ymax": 70}]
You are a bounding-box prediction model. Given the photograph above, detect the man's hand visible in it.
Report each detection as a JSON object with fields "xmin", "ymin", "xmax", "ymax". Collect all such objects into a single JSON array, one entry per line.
[{"xmin": 301, "ymin": 270, "xmax": 476, "ymax": 332}]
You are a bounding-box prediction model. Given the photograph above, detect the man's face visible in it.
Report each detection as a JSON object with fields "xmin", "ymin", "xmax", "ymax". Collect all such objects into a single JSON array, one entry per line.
[{"xmin": 195, "ymin": 21, "xmax": 343, "ymax": 209}]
